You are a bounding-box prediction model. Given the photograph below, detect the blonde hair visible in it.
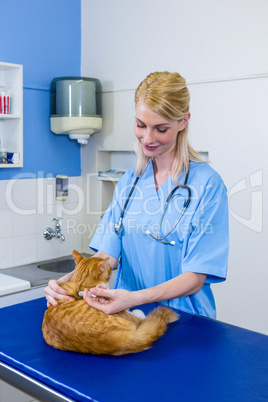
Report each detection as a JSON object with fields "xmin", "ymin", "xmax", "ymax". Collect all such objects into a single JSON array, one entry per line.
[{"xmin": 134, "ymin": 71, "xmax": 203, "ymax": 184}]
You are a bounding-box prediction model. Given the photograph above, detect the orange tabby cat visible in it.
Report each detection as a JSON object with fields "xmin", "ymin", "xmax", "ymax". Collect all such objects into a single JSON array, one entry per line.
[{"xmin": 42, "ymin": 250, "xmax": 178, "ymax": 355}]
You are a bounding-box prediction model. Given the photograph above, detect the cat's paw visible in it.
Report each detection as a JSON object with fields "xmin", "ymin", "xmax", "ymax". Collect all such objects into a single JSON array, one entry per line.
[{"xmin": 129, "ymin": 309, "xmax": 146, "ymax": 319}]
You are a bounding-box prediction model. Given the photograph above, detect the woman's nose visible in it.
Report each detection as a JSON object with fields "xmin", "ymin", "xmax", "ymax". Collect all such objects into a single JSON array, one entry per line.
[{"xmin": 143, "ymin": 128, "xmax": 154, "ymax": 143}]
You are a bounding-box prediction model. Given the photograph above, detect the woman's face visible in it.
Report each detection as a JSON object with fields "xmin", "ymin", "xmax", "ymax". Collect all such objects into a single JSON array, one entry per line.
[{"xmin": 134, "ymin": 103, "xmax": 188, "ymax": 160}]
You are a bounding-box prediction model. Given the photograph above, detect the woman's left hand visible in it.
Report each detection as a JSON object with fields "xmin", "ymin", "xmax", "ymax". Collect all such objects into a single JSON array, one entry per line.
[{"xmin": 83, "ymin": 285, "xmax": 135, "ymax": 314}]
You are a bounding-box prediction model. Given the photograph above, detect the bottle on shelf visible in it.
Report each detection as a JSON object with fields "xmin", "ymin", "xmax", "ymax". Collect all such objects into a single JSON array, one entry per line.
[
  {"xmin": 0, "ymin": 86, "xmax": 11, "ymax": 114},
  {"xmin": 0, "ymin": 140, "xmax": 7, "ymax": 164}
]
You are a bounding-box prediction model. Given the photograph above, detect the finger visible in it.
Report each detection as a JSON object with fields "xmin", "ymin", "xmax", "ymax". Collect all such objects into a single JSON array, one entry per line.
[
  {"xmin": 97, "ymin": 297, "xmax": 109, "ymax": 304},
  {"xmin": 46, "ymin": 296, "xmax": 58, "ymax": 308},
  {"xmin": 83, "ymin": 288, "xmax": 95, "ymax": 303},
  {"xmin": 90, "ymin": 287, "xmax": 112, "ymax": 298},
  {"xmin": 46, "ymin": 289, "xmax": 74, "ymax": 307},
  {"xmin": 83, "ymin": 290, "xmax": 108, "ymax": 311},
  {"xmin": 95, "ymin": 284, "xmax": 108, "ymax": 290},
  {"xmin": 83, "ymin": 289, "xmax": 102, "ymax": 303},
  {"xmin": 45, "ymin": 284, "xmax": 73, "ymax": 302},
  {"xmin": 46, "ymin": 289, "xmax": 73, "ymax": 302},
  {"xmin": 48, "ymin": 281, "xmax": 68, "ymax": 295}
]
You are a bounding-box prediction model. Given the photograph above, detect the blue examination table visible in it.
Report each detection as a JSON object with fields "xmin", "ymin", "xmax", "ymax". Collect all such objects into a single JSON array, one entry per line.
[{"xmin": 0, "ymin": 298, "xmax": 267, "ymax": 402}]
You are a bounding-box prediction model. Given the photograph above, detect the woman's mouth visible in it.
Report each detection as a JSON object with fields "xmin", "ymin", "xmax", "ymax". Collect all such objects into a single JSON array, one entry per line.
[{"xmin": 143, "ymin": 144, "xmax": 160, "ymax": 151}]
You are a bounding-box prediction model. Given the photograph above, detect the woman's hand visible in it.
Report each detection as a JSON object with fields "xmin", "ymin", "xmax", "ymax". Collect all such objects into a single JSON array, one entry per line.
[
  {"xmin": 83, "ymin": 285, "xmax": 136, "ymax": 314},
  {"xmin": 44, "ymin": 279, "xmax": 74, "ymax": 308}
]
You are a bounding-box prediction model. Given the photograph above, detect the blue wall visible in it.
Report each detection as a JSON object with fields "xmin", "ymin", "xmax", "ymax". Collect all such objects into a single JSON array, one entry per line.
[{"xmin": 0, "ymin": 0, "xmax": 81, "ymax": 180}]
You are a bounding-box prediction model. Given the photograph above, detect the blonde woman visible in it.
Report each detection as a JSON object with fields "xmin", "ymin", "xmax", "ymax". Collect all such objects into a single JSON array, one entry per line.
[{"xmin": 45, "ymin": 72, "xmax": 229, "ymax": 319}]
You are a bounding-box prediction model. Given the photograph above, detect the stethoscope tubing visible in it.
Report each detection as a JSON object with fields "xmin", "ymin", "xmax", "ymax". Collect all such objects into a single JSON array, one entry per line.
[
  {"xmin": 114, "ymin": 176, "xmax": 139, "ymax": 235},
  {"xmin": 146, "ymin": 184, "xmax": 191, "ymax": 244},
  {"xmin": 114, "ymin": 167, "xmax": 191, "ymax": 244}
]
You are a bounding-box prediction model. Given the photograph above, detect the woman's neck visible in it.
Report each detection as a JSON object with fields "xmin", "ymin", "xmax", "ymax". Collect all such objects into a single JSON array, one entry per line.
[
  {"xmin": 153, "ymin": 156, "xmax": 173, "ymax": 172},
  {"xmin": 152, "ymin": 157, "xmax": 174, "ymax": 190}
]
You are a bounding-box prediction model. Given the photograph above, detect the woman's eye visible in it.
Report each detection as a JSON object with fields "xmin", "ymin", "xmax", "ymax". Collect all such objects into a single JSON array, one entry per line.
[
  {"xmin": 157, "ymin": 128, "xmax": 168, "ymax": 133},
  {"xmin": 137, "ymin": 123, "xmax": 145, "ymax": 129}
]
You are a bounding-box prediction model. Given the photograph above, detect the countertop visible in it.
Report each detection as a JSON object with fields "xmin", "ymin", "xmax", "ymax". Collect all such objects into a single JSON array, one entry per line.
[{"xmin": 0, "ymin": 254, "xmax": 92, "ymax": 288}]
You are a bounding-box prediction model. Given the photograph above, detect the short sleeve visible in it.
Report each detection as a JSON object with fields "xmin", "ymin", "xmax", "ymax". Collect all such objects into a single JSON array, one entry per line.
[{"xmin": 181, "ymin": 174, "xmax": 229, "ymax": 283}]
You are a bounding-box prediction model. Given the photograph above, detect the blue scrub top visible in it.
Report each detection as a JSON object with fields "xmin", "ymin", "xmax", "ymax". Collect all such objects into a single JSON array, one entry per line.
[{"xmin": 90, "ymin": 160, "xmax": 229, "ymax": 319}]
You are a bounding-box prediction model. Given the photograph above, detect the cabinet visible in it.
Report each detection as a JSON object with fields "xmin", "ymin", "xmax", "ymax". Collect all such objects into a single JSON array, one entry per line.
[{"xmin": 0, "ymin": 62, "xmax": 23, "ymax": 168}]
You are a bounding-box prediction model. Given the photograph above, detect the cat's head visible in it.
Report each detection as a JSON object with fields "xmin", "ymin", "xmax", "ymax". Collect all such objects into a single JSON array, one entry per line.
[
  {"xmin": 60, "ymin": 251, "xmax": 112, "ymax": 298},
  {"xmin": 73, "ymin": 250, "xmax": 112, "ymax": 282}
]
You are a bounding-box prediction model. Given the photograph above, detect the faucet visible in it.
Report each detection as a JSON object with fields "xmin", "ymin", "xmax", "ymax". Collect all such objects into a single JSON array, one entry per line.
[{"xmin": 43, "ymin": 217, "xmax": 65, "ymax": 241}]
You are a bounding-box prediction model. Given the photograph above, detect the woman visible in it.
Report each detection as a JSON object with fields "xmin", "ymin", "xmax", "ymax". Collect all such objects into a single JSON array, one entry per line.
[{"xmin": 45, "ymin": 72, "xmax": 229, "ymax": 319}]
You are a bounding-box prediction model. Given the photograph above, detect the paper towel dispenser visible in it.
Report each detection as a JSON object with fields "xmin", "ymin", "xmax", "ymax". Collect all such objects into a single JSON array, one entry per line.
[{"xmin": 50, "ymin": 77, "xmax": 102, "ymax": 144}]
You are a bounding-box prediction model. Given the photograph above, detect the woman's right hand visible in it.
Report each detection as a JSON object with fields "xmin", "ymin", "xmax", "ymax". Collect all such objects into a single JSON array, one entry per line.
[{"xmin": 44, "ymin": 280, "xmax": 74, "ymax": 308}]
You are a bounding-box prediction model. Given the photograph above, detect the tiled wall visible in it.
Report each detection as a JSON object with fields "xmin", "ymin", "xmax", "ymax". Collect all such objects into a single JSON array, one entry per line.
[{"xmin": 0, "ymin": 176, "xmax": 83, "ymax": 269}]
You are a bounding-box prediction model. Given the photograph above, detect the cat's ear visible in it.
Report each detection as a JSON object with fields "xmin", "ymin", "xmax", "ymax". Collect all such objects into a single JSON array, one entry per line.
[
  {"xmin": 73, "ymin": 250, "xmax": 84, "ymax": 264},
  {"xmin": 97, "ymin": 257, "xmax": 109, "ymax": 272}
]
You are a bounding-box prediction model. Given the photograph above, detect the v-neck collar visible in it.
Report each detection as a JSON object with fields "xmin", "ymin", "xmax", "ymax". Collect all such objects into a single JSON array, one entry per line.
[
  {"xmin": 141, "ymin": 159, "xmax": 174, "ymax": 202},
  {"xmin": 141, "ymin": 159, "xmax": 189, "ymax": 202}
]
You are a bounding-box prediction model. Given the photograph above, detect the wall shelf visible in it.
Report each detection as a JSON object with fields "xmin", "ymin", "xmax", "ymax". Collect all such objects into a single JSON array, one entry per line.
[
  {"xmin": 0, "ymin": 114, "xmax": 20, "ymax": 120},
  {"xmin": 97, "ymin": 176, "xmax": 121, "ymax": 182},
  {"xmin": 0, "ymin": 62, "xmax": 23, "ymax": 168},
  {"xmin": 96, "ymin": 150, "xmax": 137, "ymax": 212}
]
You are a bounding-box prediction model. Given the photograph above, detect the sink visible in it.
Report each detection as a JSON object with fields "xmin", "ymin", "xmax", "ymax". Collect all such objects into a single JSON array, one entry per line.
[
  {"xmin": 38, "ymin": 259, "xmax": 75, "ymax": 273},
  {"xmin": 37, "ymin": 254, "xmax": 92, "ymax": 273}
]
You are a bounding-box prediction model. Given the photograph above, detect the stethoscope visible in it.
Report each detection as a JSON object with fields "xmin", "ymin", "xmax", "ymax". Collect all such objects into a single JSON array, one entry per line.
[{"xmin": 114, "ymin": 168, "xmax": 191, "ymax": 246}]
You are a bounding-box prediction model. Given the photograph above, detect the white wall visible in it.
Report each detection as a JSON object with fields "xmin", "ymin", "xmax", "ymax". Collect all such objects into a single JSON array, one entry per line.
[
  {"xmin": 81, "ymin": 0, "xmax": 268, "ymax": 334},
  {"xmin": 81, "ymin": 0, "xmax": 268, "ymax": 91}
]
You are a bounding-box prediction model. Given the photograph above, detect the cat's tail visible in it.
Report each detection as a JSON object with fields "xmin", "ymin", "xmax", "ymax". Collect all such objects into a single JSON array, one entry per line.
[{"xmin": 114, "ymin": 307, "xmax": 178, "ymax": 355}]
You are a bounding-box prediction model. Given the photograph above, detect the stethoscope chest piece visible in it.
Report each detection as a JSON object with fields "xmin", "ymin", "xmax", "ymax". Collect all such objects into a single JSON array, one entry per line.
[
  {"xmin": 145, "ymin": 229, "xmax": 176, "ymax": 245},
  {"xmin": 114, "ymin": 218, "xmax": 123, "ymax": 236}
]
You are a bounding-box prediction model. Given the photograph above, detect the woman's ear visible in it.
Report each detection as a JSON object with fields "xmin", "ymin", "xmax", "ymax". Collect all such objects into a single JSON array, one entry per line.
[{"xmin": 178, "ymin": 112, "xmax": 191, "ymax": 132}]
